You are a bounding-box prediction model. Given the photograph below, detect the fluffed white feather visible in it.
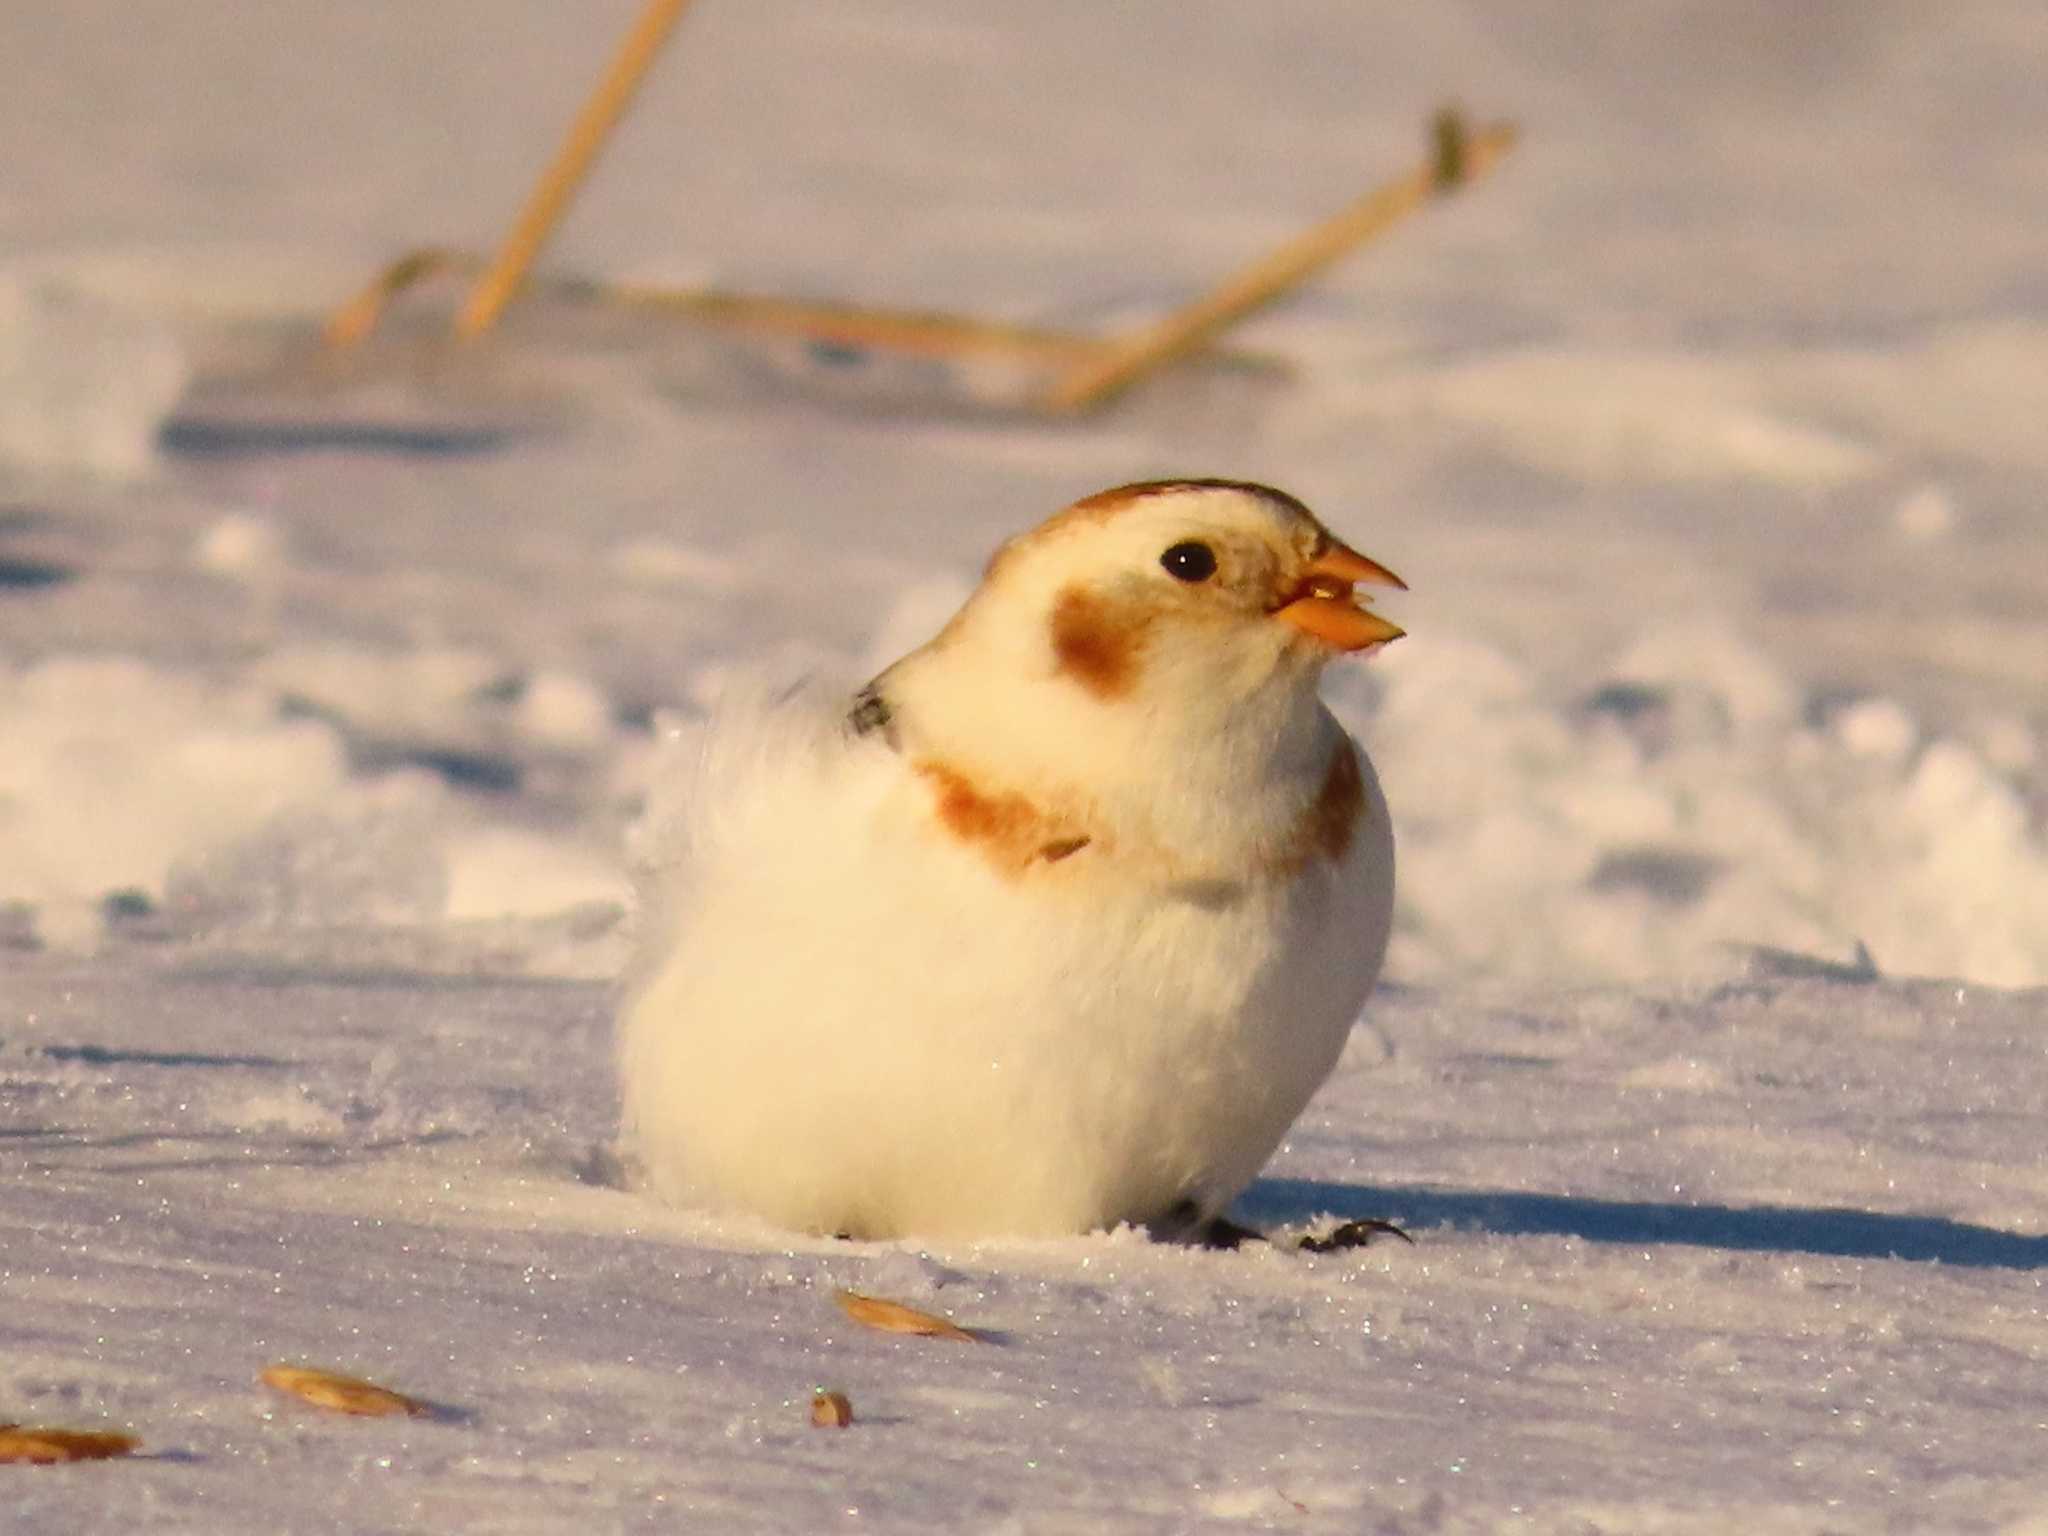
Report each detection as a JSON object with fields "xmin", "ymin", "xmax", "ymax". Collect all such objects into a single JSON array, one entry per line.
[{"xmin": 619, "ymin": 481, "xmax": 1399, "ymax": 1239}]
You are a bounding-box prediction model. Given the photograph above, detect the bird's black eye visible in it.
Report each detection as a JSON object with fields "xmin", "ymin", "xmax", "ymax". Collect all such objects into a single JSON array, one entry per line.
[{"xmin": 1160, "ymin": 541, "xmax": 1217, "ymax": 583}]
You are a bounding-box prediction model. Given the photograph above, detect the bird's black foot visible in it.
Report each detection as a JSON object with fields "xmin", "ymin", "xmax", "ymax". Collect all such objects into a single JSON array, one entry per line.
[
  {"xmin": 1195, "ymin": 1214, "xmax": 1269, "ymax": 1251},
  {"xmin": 1146, "ymin": 1200, "xmax": 1266, "ymax": 1249},
  {"xmin": 1149, "ymin": 1201, "xmax": 1413, "ymax": 1253},
  {"xmin": 1297, "ymin": 1217, "xmax": 1414, "ymax": 1253}
]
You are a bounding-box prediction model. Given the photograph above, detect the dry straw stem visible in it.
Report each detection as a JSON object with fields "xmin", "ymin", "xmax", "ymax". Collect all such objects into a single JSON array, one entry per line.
[
  {"xmin": 323, "ymin": 248, "xmax": 471, "ymax": 347},
  {"xmin": 834, "ymin": 1288, "xmax": 983, "ymax": 1343},
  {"xmin": 324, "ymin": 250, "xmax": 1293, "ymax": 387},
  {"xmin": 0, "ymin": 1425, "xmax": 140, "ymax": 1464},
  {"xmin": 1042, "ymin": 111, "xmax": 1520, "ymax": 413},
  {"xmin": 323, "ymin": 246, "xmax": 1171, "ymax": 374},
  {"xmin": 456, "ymin": 0, "xmax": 698, "ymax": 339},
  {"xmin": 260, "ymin": 1364, "xmax": 433, "ymax": 1419},
  {"xmin": 609, "ymin": 283, "xmax": 1119, "ymax": 369}
]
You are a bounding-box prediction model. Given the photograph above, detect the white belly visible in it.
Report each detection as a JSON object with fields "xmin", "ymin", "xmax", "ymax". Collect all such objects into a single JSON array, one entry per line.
[{"xmin": 619, "ymin": 739, "xmax": 1394, "ymax": 1239}]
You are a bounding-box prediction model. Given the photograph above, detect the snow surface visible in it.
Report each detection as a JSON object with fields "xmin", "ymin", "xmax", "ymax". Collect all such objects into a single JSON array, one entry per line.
[{"xmin": 3, "ymin": 0, "xmax": 2046, "ymax": 1528}]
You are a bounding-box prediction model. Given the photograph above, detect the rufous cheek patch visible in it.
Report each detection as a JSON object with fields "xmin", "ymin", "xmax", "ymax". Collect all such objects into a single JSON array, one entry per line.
[{"xmin": 1049, "ymin": 585, "xmax": 1148, "ymax": 699}]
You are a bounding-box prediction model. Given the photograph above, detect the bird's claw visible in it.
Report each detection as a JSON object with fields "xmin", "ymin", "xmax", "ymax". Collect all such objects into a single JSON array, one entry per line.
[
  {"xmin": 1297, "ymin": 1217, "xmax": 1414, "ymax": 1253},
  {"xmin": 1154, "ymin": 1207, "xmax": 1416, "ymax": 1253},
  {"xmin": 1194, "ymin": 1215, "xmax": 1268, "ymax": 1251}
]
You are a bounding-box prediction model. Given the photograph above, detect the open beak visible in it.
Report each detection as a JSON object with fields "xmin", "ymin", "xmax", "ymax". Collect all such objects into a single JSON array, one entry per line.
[{"xmin": 1272, "ymin": 541, "xmax": 1407, "ymax": 652}]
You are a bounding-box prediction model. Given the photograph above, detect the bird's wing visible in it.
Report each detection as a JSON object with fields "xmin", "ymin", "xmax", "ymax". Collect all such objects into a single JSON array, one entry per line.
[{"xmin": 622, "ymin": 674, "xmax": 896, "ymax": 1002}]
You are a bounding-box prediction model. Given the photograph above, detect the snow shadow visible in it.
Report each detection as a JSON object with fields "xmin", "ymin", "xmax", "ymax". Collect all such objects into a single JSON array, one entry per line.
[
  {"xmin": 354, "ymin": 742, "xmax": 525, "ymax": 794},
  {"xmin": 1245, "ymin": 1179, "xmax": 2048, "ymax": 1271},
  {"xmin": 19, "ymin": 1127, "xmax": 477, "ymax": 1180},
  {"xmin": 158, "ymin": 417, "xmax": 513, "ymax": 460},
  {"xmin": 34, "ymin": 1043, "xmax": 295, "ymax": 1071},
  {"xmin": 0, "ymin": 555, "xmax": 74, "ymax": 590}
]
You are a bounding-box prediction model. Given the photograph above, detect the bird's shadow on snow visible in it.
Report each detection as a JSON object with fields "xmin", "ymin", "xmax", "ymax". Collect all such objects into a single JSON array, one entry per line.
[{"xmin": 1243, "ymin": 1179, "xmax": 2048, "ymax": 1271}]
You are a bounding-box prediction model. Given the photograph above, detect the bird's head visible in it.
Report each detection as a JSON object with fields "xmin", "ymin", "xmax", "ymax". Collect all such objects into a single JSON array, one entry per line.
[
  {"xmin": 965, "ymin": 478, "xmax": 1401, "ymax": 697},
  {"xmin": 876, "ymin": 479, "xmax": 1403, "ymax": 780}
]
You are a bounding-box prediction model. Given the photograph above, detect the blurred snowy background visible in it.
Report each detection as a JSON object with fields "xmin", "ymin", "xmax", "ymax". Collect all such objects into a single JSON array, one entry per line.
[{"xmin": 3, "ymin": 3, "xmax": 2045, "ymax": 1530}]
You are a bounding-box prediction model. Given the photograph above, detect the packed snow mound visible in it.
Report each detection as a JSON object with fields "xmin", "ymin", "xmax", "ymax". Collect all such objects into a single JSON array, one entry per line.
[
  {"xmin": 1340, "ymin": 347, "xmax": 1876, "ymax": 487},
  {"xmin": 0, "ymin": 655, "xmax": 627, "ymax": 952},
  {"xmin": 0, "ymin": 656, "xmax": 348, "ymax": 945},
  {"xmin": 0, "ymin": 271, "xmax": 187, "ymax": 479},
  {"xmin": 5, "ymin": 621, "xmax": 2041, "ymax": 989},
  {"xmin": 1357, "ymin": 624, "xmax": 2048, "ymax": 988}
]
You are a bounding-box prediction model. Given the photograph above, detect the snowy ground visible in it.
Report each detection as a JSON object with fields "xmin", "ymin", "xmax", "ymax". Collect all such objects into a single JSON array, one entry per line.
[
  {"xmin": 8, "ymin": 954, "xmax": 2047, "ymax": 1532},
  {"xmin": 3, "ymin": 1, "xmax": 2046, "ymax": 1529}
]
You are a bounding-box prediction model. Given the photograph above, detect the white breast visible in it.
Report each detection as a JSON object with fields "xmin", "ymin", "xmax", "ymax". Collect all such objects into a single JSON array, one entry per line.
[{"xmin": 617, "ymin": 683, "xmax": 1394, "ymax": 1239}]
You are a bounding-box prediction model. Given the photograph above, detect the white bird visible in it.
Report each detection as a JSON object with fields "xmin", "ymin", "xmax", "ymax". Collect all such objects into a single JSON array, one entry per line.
[{"xmin": 618, "ymin": 479, "xmax": 1404, "ymax": 1242}]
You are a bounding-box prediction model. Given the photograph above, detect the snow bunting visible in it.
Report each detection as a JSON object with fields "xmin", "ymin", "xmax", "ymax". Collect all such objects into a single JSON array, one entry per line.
[{"xmin": 619, "ymin": 479, "xmax": 1403, "ymax": 1241}]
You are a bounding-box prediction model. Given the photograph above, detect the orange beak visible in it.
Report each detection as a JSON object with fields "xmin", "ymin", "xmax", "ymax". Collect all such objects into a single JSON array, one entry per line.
[{"xmin": 1272, "ymin": 542, "xmax": 1407, "ymax": 652}]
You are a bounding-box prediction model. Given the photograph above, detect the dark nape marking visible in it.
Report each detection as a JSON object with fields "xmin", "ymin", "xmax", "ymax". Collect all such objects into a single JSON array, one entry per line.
[
  {"xmin": 848, "ymin": 684, "xmax": 893, "ymax": 738},
  {"xmin": 1049, "ymin": 584, "xmax": 1146, "ymax": 699}
]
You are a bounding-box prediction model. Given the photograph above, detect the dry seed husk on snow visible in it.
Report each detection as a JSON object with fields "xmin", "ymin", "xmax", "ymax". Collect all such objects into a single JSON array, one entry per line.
[
  {"xmin": 0, "ymin": 1425, "xmax": 140, "ymax": 1464},
  {"xmin": 810, "ymin": 1390, "xmax": 855, "ymax": 1428},
  {"xmin": 833, "ymin": 1288, "xmax": 981, "ymax": 1342},
  {"xmin": 259, "ymin": 1364, "xmax": 432, "ymax": 1418}
]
